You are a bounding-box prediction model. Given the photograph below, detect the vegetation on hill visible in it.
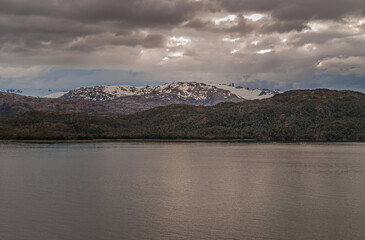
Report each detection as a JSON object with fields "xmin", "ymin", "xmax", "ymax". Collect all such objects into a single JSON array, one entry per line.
[
  {"xmin": 0, "ymin": 92, "xmax": 115, "ymax": 117},
  {"xmin": 0, "ymin": 89, "xmax": 364, "ymax": 141}
]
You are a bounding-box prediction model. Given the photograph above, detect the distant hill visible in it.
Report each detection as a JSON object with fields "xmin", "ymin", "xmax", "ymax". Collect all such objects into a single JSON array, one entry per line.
[
  {"xmin": 0, "ymin": 92, "xmax": 115, "ymax": 117},
  {"xmin": 1, "ymin": 89, "xmax": 364, "ymax": 141},
  {"xmin": 0, "ymin": 89, "xmax": 23, "ymax": 94}
]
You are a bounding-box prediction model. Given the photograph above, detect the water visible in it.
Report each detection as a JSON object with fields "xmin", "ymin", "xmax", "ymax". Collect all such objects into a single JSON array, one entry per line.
[{"xmin": 0, "ymin": 142, "xmax": 364, "ymax": 240}]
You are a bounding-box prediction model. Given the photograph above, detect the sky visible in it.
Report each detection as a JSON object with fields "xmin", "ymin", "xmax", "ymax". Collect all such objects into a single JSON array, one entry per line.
[{"xmin": 0, "ymin": 0, "xmax": 364, "ymax": 94}]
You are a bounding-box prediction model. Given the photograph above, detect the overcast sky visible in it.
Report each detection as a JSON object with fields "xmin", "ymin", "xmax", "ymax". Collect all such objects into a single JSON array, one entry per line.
[{"xmin": 0, "ymin": 0, "xmax": 364, "ymax": 92}]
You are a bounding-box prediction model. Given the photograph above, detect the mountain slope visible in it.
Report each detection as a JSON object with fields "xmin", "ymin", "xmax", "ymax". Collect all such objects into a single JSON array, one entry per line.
[
  {"xmin": 1, "ymin": 89, "xmax": 364, "ymax": 141},
  {"xmin": 0, "ymin": 92, "xmax": 115, "ymax": 117}
]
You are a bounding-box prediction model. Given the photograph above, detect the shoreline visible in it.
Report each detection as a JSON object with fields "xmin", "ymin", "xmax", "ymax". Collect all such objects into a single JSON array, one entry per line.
[
  {"xmin": 0, "ymin": 139, "xmax": 363, "ymax": 144},
  {"xmin": 0, "ymin": 139, "xmax": 257, "ymax": 143}
]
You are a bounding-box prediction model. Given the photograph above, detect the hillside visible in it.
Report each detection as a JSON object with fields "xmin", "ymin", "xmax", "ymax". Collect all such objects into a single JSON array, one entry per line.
[
  {"xmin": 0, "ymin": 89, "xmax": 364, "ymax": 141},
  {"xmin": 0, "ymin": 92, "xmax": 115, "ymax": 117}
]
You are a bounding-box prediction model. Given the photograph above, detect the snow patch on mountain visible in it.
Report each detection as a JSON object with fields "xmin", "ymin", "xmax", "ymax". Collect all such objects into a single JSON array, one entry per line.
[
  {"xmin": 152, "ymin": 82, "xmax": 224, "ymax": 101},
  {"xmin": 44, "ymin": 92, "xmax": 68, "ymax": 98},
  {"xmin": 103, "ymin": 85, "xmax": 147, "ymax": 97},
  {"xmin": 211, "ymin": 83, "xmax": 283, "ymax": 100}
]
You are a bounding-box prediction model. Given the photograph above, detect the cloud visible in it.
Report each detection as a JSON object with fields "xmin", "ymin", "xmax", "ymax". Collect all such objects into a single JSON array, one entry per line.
[
  {"xmin": 216, "ymin": 0, "xmax": 365, "ymax": 21},
  {"xmin": 317, "ymin": 56, "xmax": 365, "ymax": 76},
  {"xmin": 0, "ymin": 0, "xmax": 364, "ymax": 91},
  {"xmin": 0, "ymin": 0, "xmax": 204, "ymax": 26},
  {"xmin": 0, "ymin": 65, "xmax": 49, "ymax": 79},
  {"xmin": 65, "ymin": 32, "xmax": 167, "ymax": 51}
]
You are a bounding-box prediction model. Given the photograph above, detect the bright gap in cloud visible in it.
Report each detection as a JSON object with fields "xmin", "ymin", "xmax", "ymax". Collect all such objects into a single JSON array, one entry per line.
[
  {"xmin": 214, "ymin": 15, "xmax": 237, "ymax": 24},
  {"xmin": 257, "ymin": 49, "xmax": 272, "ymax": 54},
  {"xmin": 41, "ymin": 41, "xmax": 52, "ymax": 46},
  {"xmin": 169, "ymin": 52, "xmax": 183, "ymax": 57},
  {"xmin": 230, "ymin": 49, "xmax": 238, "ymax": 54},
  {"xmin": 306, "ymin": 22, "xmax": 328, "ymax": 32},
  {"xmin": 169, "ymin": 36, "xmax": 191, "ymax": 46},
  {"xmin": 223, "ymin": 38, "xmax": 240, "ymax": 42},
  {"xmin": 244, "ymin": 14, "xmax": 264, "ymax": 21}
]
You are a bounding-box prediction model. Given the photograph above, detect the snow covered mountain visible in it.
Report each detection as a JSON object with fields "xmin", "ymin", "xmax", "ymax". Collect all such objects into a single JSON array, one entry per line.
[
  {"xmin": 59, "ymin": 82, "xmax": 242, "ymax": 105},
  {"xmin": 58, "ymin": 82, "xmax": 282, "ymax": 104},
  {"xmin": 37, "ymin": 82, "xmax": 284, "ymax": 115},
  {"xmin": 1, "ymin": 82, "xmax": 283, "ymax": 117}
]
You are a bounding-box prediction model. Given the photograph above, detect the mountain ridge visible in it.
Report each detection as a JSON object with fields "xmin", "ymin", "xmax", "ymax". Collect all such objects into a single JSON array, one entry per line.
[
  {"xmin": 1, "ymin": 82, "xmax": 282, "ymax": 117},
  {"xmin": 58, "ymin": 82, "xmax": 282, "ymax": 102}
]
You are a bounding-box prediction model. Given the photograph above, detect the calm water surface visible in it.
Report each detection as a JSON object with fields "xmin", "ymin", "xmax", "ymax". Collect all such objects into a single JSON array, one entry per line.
[{"xmin": 0, "ymin": 142, "xmax": 364, "ymax": 240}]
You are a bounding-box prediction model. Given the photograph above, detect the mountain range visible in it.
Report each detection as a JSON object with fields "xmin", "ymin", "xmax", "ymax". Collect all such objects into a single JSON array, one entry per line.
[
  {"xmin": 55, "ymin": 82, "xmax": 281, "ymax": 102},
  {"xmin": 1, "ymin": 82, "xmax": 281, "ymax": 117}
]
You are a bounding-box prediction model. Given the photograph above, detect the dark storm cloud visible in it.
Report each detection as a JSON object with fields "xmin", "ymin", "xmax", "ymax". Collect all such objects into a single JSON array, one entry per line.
[
  {"xmin": 0, "ymin": 15, "xmax": 103, "ymax": 52},
  {"xmin": 0, "ymin": 0, "xmax": 204, "ymax": 27},
  {"xmin": 1, "ymin": 0, "xmax": 363, "ymax": 51},
  {"xmin": 216, "ymin": 0, "xmax": 365, "ymax": 20},
  {"xmin": 0, "ymin": 0, "xmax": 208, "ymax": 55},
  {"xmin": 215, "ymin": 0, "xmax": 365, "ymax": 33},
  {"xmin": 259, "ymin": 19, "xmax": 307, "ymax": 34}
]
